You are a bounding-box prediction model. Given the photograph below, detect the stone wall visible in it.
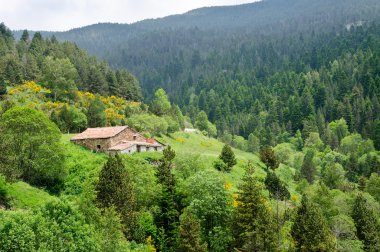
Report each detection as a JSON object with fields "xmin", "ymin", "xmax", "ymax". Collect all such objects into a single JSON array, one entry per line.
[
  {"xmin": 109, "ymin": 128, "xmax": 146, "ymax": 147},
  {"xmin": 72, "ymin": 138, "xmax": 112, "ymax": 152}
]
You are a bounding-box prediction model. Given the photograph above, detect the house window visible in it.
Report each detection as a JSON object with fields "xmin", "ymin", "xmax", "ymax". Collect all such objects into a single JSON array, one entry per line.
[{"xmin": 133, "ymin": 135, "xmax": 137, "ymax": 141}]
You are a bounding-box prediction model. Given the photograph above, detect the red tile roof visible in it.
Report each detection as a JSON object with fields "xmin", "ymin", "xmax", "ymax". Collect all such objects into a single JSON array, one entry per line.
[{"xmin": 71, "ymin": 126, "xmax": 128, "ymax": 140}]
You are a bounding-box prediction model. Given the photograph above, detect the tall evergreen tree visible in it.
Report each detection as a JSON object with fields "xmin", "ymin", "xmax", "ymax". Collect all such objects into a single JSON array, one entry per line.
[
  {"xmin": 291, "ymin": 195, "xmax": 336, "ymax": 251},
  {"xmin": 233, "ymin": 163, "xmax": 278, "ymax": 251},
  {"xmin": 351, "ymin": 194, "xmax": 380, "ymax": 251},
  {"xmin": 96, "ymin": 153, "xmax": 136, "ymax": 239},
  {"xmin": 260, "ymin": 146, "xmax": 279, "ymax": 170},
  {"xmin": 155, "ymin": 146, "xmax": 180, "ymax": 251},
  {"xmin": 300, "ymin": 149, "xmax": 316, "ymax": 184},
  {"xmin": 219, "ymin": 144, "xmax": 237, "ymax": 171}
]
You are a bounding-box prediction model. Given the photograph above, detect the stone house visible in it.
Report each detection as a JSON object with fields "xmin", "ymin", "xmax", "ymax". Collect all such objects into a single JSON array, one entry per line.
[{"xmin": 71, "ymin": 126, "xmax": 165, "ymax": 154}]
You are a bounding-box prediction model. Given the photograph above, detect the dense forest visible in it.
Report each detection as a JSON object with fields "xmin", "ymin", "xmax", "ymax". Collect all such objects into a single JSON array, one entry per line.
[
  {"xmin": 1, "ymin": 23, "xmax": 141, "ymax": 101},
  {"xmin": 0, "ymin": 0, "xmax": 380, "ymax": 251}
]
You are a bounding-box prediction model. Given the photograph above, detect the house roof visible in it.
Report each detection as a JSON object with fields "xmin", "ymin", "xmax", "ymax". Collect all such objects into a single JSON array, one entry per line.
[
  {"xmin": 108, "ymin": 140, "xmax": 163, "ymax": 151},
  {"xmin": 71, "ymin": 126, "xmax": 128, "ymax": 140}
]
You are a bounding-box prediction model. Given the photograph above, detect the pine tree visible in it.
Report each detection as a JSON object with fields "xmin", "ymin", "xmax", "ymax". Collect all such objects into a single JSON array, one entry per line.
[
  {"xmin": 300, "ymin": 149, "xmax": 316, "ymax": 183},
  {"xmin": 265, "ymin": 171, "xmax": 290, "ymax": 200},
  {"xmin": 291, "ymin": 195, "xmax": 336, "ymax": 251},
  {"xmin": 351, "ymin": 194, "xmax": 380, "ymax": 251},
  {"xmin": 96, "ymin": 153, "xmax": 136, "ymax": 239},
  {"xmin": 233, "ymin": 163, "xmax": 278, "ymax": 251},
  {"xmin": 178, "ymin": 211, "xmax": 208, "ymax": 252},
  {"xmin": 259, "ymin": 146, "xmax": 279, "ymax": 170},
  {"xmin": 219, "ymin": 144, "xmax": 237, "ymax": 171},
  {"xmin": 155, "ymin": 146, "xmax": 180, "ymax": 251}
]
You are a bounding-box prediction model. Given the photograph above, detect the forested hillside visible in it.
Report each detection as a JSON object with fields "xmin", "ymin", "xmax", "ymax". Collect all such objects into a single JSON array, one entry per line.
[
  {"xmin": 29, "ymin": 0, "xmax": 380, "ymax": 148},
  {"xmin": 1, "ymin": 0, "xmax": 380, "ymax": 251},
  {"xmin": 1, "ymin": 23, "xmax": 141, "ymax": 101}
]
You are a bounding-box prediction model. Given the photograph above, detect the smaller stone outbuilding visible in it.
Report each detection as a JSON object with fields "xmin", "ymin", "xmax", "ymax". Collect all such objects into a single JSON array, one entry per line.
[{"xmin": 71, "ymin": 126, "xmax": 165, "ymax": 154}]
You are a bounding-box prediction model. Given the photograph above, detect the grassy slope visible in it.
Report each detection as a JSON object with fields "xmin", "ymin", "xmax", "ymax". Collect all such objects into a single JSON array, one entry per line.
[
  {"xmin": 155, "ymin": 131, "xmax": 266, "ymax": 186},
  {"xmin": 4, "ymin": 132, "xmax": 264, "ymax": 210}
]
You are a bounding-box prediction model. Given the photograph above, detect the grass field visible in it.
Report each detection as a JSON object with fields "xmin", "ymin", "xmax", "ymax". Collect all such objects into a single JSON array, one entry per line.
[{"xmin": 5, "ymin": 131, "xmax": 265, "ymax": 209}]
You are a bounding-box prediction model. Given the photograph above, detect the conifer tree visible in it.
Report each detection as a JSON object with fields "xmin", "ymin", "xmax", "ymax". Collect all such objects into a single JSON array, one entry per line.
[
  {"xmin": 233, "ymin": 163, "xmax": 278, "ymax": 251},
  {"xmin": 300, "ymin": 149, "xmax": 316, "ymax": 183},
  {"xmin": 96, "ymin": 153, "xmax": 136, "ymax": 239},
  {"xmin": 265, "ymin": 171, "xmax": 290, "ymax": 200},
  {"xmin": 155, "ymin": 146, "xmax": 180, "ymax": 251},
  {"xmin": 260, "ymin": 146, "xmax": 280, "ymax": 170},
  {"xmin": 219, "ymin": 144, "xmax": 237, "ymax": 171},
  {"xmin": 351, "ymin": 194, "xmax": 380, "ymax": 251},
  {"xmin": 178, "ymin": 211, "xmax": 207, "ymax": 252},
  {"xmin": 291, "ymin": 195, "xmax": 336, "ymax": 251}
]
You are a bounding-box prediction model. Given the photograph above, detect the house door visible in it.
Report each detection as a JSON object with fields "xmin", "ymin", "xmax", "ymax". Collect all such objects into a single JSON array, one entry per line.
[{"xmin": 137, "ymin": 146, "xmax": 141, "ymax": 152}]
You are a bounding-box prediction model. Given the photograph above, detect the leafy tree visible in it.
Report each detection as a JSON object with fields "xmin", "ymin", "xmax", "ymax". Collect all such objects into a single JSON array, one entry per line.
[
  {"xmin": 260, "ymin": 146, "xmax": 279, "ymax": 170},
  {"xmin": 96, "ymin": 153, "xmax": 136, "ymax": 239},
  {"xmin": 187, "ymin": 170, "xmax": 233, "ymax": 250},
  {"xmin": 0, "ymin": 201, "xmax": 101, "ymax": 251},
  {"xmin": 331, "ymin": 215, "xmax": 363, "ymax": 252},
  {"xmin": 87, "ymin": 95, "xmax": 106, "ymax": 127},
  {"xmin": 218, "ymin": 144, "xmax": 237, "ymax": 171},
  {"xmin": 233, "ymin": 163, "xmax": 278, "ymax": 251},
  {"xmin": 178, "ymin": 210, "xmax": 208, "ymax": 252},
  {"xmin": 0, "ymin": 106, "xmax": 65, "ymax": 192},
  {"xmin": 365, "ymin": 173, "xmax": 380, "ymax": 202},
  {"xmin": 300, "ymin": 149, "xmax": 316, "ymax": 184},
  {"xmin": 351, "ymin": 194, "xmax": 380, "ymax": 251},
  {"xmin": 195, "ymin": 110, "xmax": 209, "ymax": 132},
  {"xmin": 321, "ymin": 163, "xmax": 346, "ymax": 189},
  {"xmin": 291, "ymin": 195, "xmax": 336, "ymax": 251},
  {"xmin": 247, "ymin": 133, "xmax": 260, "ymax": 153},
  {"xmin": 41, "ymin": 56, "xmax": 78, "ymax": 100},
  {"xmin": 150, "ymin": 88, "xmax": 171, "ymax": 116}
]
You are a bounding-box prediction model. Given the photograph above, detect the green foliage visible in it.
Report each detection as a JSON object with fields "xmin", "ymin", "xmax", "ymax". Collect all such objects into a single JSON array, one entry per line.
[
  {"xmin": 265, "ymin": 171, "xmax": 290, "ymax": 200},
  {"xmin": 195, "ymin": 111, "xmax": 209, "ymax": 132},
  {"xmin": 247, "ymin": 133, "xmax": 260, "ymax": 153},
  {"xmin": 0, "ymin": 201, "xmax": 101, "ymax": 251},
  {"xmin": 178, "ymin": 210, "xmax": 208, "ymax": 252},
  {"xmin": 150, "ymin": 88, "xmax": 171, "ymax": 116},
  {"xmin": 87, "ymin": 95, "xmax": 106, "ymax": 127},
  {"xmin": 321, "ymin": 162, "xmax": 346, "ymax": 189},
  {"xmin": 300, "ymin": 149, "xmax": 316, "ymax": 184},
  {"xmin": 365, "ymin": 173, "xmax": 380, "ymax": 202},
  {"xmin": 96, "ymin": 153, "xmax": 136, "ymax": 239},
  {"xmin": 260, "ymin": 146, "xmax": 279, "ymax": 170},
  {"xmin": 0, "ymin": 106, "xmax": 66, "ymax": 192},
  {"xmin": 186, "ymin": 170, "xmax": 233, "ymax": 248},
  {"xmin": 0, "ymin": 175, "xmax": 9, "ymax": 208},
  {"xmin": 128, "ymin": 113, "xmax": 169, "ymax": 136},
  {"xmin": 351, "ymin": 194, "xmax": 380, "ymax": 251},
  {"xmin": 41, "ymin": 56, "xmax": 78, "ymax": 100},
  {"xmin": 155, "ymin": 146, "xmax": 180, "ymax": 251},
  {"xmin": 233, "ymin": 164, "xmax": 278, "ymax": 251},
  {"xmin": 52, "ymin": 105, "xmax": 87, "ymax": 133},
  {"xmin": 291, "ymin": 195, "xmax": 336, "ymax": 251},
  {"xmin": 218, "ymin": 144, "xmax": 237, "ymax": 172},
  {"xmin": 331, "ymin": 215, "xmax": 363, "ymax": 252}
]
